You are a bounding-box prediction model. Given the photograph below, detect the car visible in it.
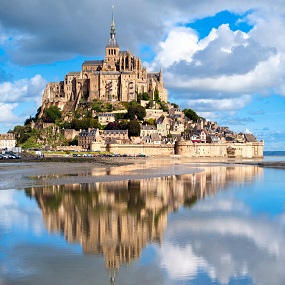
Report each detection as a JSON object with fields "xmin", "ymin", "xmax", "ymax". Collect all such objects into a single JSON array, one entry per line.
[{"xmin": 8, "ymin": 154, "xmax": 21, "ymax": 159}]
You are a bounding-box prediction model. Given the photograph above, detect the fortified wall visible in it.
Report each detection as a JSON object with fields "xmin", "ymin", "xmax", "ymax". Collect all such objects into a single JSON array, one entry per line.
[
  {"xmin": 90, "ymin": 141, "xmax": 264, "ymax": 158},
  {"xmin": 91, "ymin": 142, "xmax": 174, "ymax": 156},
  {"xmin": 175, "ymin": 141, "xmax": 264, "ymax": 158}
]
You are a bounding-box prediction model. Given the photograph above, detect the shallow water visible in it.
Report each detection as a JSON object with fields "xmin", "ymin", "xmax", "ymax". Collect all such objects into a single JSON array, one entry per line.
[{"xmin": 1, "ymin": 165, "xmax": 285, "ymax": 285}]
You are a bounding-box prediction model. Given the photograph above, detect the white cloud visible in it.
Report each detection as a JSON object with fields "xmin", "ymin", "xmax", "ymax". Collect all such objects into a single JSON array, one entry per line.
[
  {"xmin": 0, "ymin": 75, "xmax": 46, "ymax": 132},
  {"xmin": 0, "ymin": 103, "xmax": 19, "ymax": 123},
  {"xmin": 0, "ymin": 74, "xmax": 46, "ymax": 104},
  {"xmin": 187, "ymin": 95, "xmax": 251, "ymax": 112},
  {"xmin": 146, "ymin": 26, "xmax": 200, "ymax": 70}
]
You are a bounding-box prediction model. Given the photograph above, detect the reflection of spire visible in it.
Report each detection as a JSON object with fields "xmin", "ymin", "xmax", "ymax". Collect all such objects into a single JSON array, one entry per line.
[
  {"xmin": 109, "ymin": 269, "xmax": 116, "ymax": 285},
  {"xmin": 26, "ymin": 165, "xmax": 263, "ymax": 277}
]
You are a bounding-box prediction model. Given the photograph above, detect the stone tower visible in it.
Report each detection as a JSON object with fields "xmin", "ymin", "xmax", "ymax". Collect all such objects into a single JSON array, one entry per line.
[
  {"xmin": 104, "ymin": 6, "xmax": 120, "ymax": 72},
  {"xmin": 40, "ymin": 6, "xmax": 168, "ymax": 116}
]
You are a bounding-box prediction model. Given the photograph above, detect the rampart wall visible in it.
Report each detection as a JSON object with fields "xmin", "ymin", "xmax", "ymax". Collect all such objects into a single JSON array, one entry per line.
[
  {"xmin": 91, "ymin": 143, "xmax": 174, "ymax": 156},
  {"xmin": 175, "ymin": 141, "xmax": 264, "ymax": 158},
  {"xmin": 90, "ymin": 141, "xmax": 264, "ymax": 158}
]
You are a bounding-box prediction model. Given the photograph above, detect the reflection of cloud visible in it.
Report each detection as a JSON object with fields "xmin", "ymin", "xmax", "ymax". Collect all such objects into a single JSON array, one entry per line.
[
  {"xmin": 162, "ymin": 198, "xmax": 285, "ymax": 285},
  {"xmin": 0, "ymin": 190, "xmax": 17, "ymax": 207},
  {"xmin": 0, "ymin": 190, "xmax": 44, "ymax": 235},
  {"xmin": 160, "ymin": 243, "xmax": 210, "ymax": 279},
  {"xmin": 194, "ymin": 198, "xmax": 250, "ymax": 214}
]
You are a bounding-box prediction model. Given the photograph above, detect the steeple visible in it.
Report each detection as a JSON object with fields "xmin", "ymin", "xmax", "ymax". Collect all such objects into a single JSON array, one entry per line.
[
  {"xmin": 107, "ymin": 5, "xmax": 119, "ymax": 47},
  {"xmin": 159, "ymin": 68, "xmax": 163, "ymax": 83}
]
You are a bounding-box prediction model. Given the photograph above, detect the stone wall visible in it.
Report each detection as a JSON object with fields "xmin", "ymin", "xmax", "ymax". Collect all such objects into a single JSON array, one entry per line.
[
  {"xmin": 62, "ymin": 129, "xmax": 79, "ymax": 141},
  {"xmin": 175, "ymin": 141, "xmax": 264, "ymax": 158},
  {"xmin": 89, "ymin": 141, "xmax": 264, "ymax": 158},
  {"xmin": 92, "ymin": 143, "xmax": 174, "ymax": 156}
]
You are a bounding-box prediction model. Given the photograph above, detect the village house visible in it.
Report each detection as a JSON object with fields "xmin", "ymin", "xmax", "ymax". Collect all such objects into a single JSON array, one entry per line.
[
  {"xmin": 0, "ymin": 133, "xmax": 16, "ymax": 151},
  {"xmin": 169, "ymin": 108, "xmax": 183, "ymax": 119},
  {"xmin": 78, "ymin": 129, "xmax": 100, "ymax": 149},
  {"xmin": 140, "ymin": 125, "xmax": 158, "ymax": 137},
  {"xmin": 156, "ymin": 115, "xmax": 171, "ymax": 136},
  {"xmin": 145, "ymin": 109, "xmax": 166, "ymax": 120},
  {"xmin": 206, "ymin": 134, "xmax": 219, "ymax": 144},
  {"xmin": 170, "ymin": 119, "xmax": 184, "ymax": 135},
  {"xmin": 141, "ymin": 133, "xmax": 161, "ymax": 144},
  {"xmin": 98, "ymin": 113, "xmax": 116, "ymax": 125},
  {"xmin": 78, "ymin": 128, "xmax": 129, "ymax": 149},
  {"xmin": 100, "ymin": 130, "xmax": 129, "ymax": 144}
]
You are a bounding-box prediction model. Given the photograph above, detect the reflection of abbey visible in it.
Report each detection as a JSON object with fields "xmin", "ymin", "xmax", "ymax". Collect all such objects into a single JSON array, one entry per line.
[
  {"xmin": 41, "ymin": 9, "xmax": 167, "ymax": 113},
  {"xmin": 27, "ymin": 164, "xmax": 262, "ymax": 277}
]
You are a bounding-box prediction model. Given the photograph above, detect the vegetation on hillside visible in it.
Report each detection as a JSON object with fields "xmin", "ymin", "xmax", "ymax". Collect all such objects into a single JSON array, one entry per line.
[
  {"xmin": 183, "ymin": 108, "xmax": 199, "ymax": 123},
  {"xmin": 9, "ymin": 91, "xmax": 203, "ymax": 148}
]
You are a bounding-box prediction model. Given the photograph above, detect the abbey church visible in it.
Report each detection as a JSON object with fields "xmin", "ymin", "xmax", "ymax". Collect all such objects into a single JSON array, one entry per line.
[{"xmin": 41, "ymin": 9, "xmax": 168, "ymax": 113}]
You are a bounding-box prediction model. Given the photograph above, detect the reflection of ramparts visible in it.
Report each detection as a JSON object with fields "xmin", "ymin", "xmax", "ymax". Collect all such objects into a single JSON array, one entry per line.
[{"xmin": 26, "ymin": 165, "xmax": 262, "ymax": 271}]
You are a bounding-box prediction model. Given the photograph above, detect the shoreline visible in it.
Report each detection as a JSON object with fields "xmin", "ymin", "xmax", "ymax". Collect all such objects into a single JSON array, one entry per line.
[
  {"xmin": 1, "ymin": 156, "xmax": 285, "ymax": 191},
  {"xmin": 0, "ymin": 157, "xmax": 202, "ymax": 190}
]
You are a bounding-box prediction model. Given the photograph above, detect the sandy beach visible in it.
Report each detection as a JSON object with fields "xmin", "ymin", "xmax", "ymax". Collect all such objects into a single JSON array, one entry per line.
[
  {"xmin": 1, "ymin": 156, "xmax": 284, "ymax": 191},
  {"xmin": 0, "ymin": 156, "xmax": 203, "ymax": 190}
]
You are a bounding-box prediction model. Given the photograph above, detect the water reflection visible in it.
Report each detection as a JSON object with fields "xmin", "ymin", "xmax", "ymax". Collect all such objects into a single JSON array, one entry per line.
[{"xmin": 25, "ymin": 165, "xmax": 263, "ymax": 279}]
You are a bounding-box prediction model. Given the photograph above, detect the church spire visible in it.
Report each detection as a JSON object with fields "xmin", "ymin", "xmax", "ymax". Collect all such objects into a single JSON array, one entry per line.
[
  {"xmin": 111, "ymin": 5, "xmax": 115, "ymax": 36},
  {"xmin": 107, "ymin": 5, "xmax": 119, "ymax": 47}
]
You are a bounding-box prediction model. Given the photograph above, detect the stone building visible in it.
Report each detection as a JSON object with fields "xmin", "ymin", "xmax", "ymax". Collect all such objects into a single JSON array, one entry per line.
[
  {"xmin": 78, "ymin": 128, "xmax": 129, "ymax": 149},
  {"xmin": 0, "ymin": 133, "xmax": 16, "ymax": 150},
  {"xmin": 78, "ymin": 129, "xmax": 99, "ymax": 149},
  {"xmin": 40, "ymin": 8, "xmax": 168, "ymax": 115},
  {"xmin": 98, "ymin": 113, "xmax": 116, "ymax": 125}
]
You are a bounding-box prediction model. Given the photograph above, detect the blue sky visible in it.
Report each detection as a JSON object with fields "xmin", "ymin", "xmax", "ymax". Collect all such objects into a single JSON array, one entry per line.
[{"xmin": 1, "ymin": 0, "xmax": 285, "ymax": 150}]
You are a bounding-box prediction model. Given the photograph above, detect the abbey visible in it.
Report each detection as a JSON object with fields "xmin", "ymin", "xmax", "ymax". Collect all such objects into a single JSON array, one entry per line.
[{"xmin": 41, "ymin": 10, "xmax": 168, "ymax": 113}]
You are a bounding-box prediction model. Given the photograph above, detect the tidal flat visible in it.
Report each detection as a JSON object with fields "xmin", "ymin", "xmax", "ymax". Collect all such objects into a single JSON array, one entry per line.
[{"xmin": 1, "ymin": 157, "xmax": 285, "ymax": 285}]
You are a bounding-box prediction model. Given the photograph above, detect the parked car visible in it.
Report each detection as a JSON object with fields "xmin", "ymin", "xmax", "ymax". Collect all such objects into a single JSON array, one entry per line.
[{"xmin": 9, "ymin": 154, "xmax": 21, "ymax": 159}]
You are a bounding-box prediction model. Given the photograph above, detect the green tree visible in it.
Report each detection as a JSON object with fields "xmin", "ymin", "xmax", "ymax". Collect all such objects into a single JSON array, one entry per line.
[
  {"xmin": 105, "ymin": 121, "xmax": 120, "ymax": 130},
  {"xmin": 119, "ymin": 120, "xmax": 129, "ymax": 130},
  {"xmin": 69, "ymin": 136, "xmax": 78, "ymax": 146},
  {"xmin": 147, "ymin": 118, "xmax": 155, "ymax": 125},
  {"xmin": 71, "ymin": 118, "xmax": 101, "ymax": 130},
  {"xmin": 127, "ymin": 105, "xmax": 146, "ymax": 120},
  {"xmin": 89, "ymin": 118, "xmax": 101, "ymax": 129},
  {"xmin": 43, "ymin": 106, "xmax": 62, "ymax": 123},
  {"xmin": 154, "ymin": 89, "xmax": 160, "ymax": 102},
  {"xmin": 127, "ymin": 120, "xmax": 141, "ymax": 137},
  {"xmin": 171, "ymin": 102, "xmax": 179, "ymax": 108},
  {"xmin": 24, "ymin": 116, "xmax": 35, "ymax": 126},
  {"xmin": 160, "ymin": 101, "xmax": 169, "ymax": 112},
  {"xmin": 183, "ymin": 108, "xmax": 199, "ymax": 123},
  {"xmin": 136, "ymin": 105, "xmax": 146, "ymax": 120},
  {"xmin": 92, "ymin": 99, "xmax": 103, "ymax": 112}
]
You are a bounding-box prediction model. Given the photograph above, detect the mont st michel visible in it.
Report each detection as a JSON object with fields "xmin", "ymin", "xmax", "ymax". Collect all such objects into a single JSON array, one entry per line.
[
  {"xmin": 3, "ymin": 8, "xmax": 263, "ymax": 159},
  {"xmin": 2, "ymin": 4, "xmax": 285, "ymax": 285}
]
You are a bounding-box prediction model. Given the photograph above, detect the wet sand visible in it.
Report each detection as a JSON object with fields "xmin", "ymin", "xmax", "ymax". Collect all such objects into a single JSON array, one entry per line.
[
  {"xmin": 0, "ymin": 157, "xmax": 203, "ymax": 190},
  {"xmin": 1, "ymin": 156, "xmax": 284, "ymax": 191}
]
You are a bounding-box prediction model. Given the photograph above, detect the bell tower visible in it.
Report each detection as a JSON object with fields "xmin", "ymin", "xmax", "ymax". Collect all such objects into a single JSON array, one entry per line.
[{"xmin": 105, "ymin": 6, "xmax": 120, "ymax": 71}]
